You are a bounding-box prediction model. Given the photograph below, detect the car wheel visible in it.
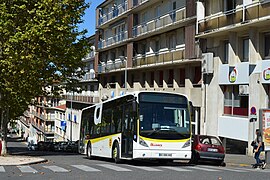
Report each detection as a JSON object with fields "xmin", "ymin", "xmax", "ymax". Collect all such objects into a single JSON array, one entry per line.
[
  {"xmin": 217, "ymin": 160, "xmax": 226, "ymax": 167},
  {"xmin": 112, "ymin": 142, "xmax": 121, "ymax": 164},
  {"xmin": 189, "ymin": 152, "xmax": 199, "ymax": 165},
  {"xmin": 87, "ymin": 142, "xmax": 93, "ymax": 159}
]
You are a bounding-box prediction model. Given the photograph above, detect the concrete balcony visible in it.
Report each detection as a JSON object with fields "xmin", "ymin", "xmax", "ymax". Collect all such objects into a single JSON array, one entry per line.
[
  {"xmin": 198, "ymin": 1, "xmax": 270, "ymax": 37},
  {"xmin": 133, "ymin": 48, "xmax": 185, "ymax": 67},
  {"xmin": 98, "ymin": 31, "xmax": 128, "ymax": 50},
  {"xmin": 63, "ymin": 94, "xmax": 99, "ymax": 104},
  {"xmin": 32, "ymin": 122, "xmax": 55, "ymax": 134},
  {"xmin": 132, "ymin": 7, "xmax": 186, "ymax": 38},
  {"xmin": 98, "ymin": 59, "xmax": 126, "ymax": 73},
  {"xmin": 133, "ymin": 0, "xmax": 149, "ymax": 7},
  {"xmin": 98, "ymin": 1, "xmax": 128, "ymax": 27}
]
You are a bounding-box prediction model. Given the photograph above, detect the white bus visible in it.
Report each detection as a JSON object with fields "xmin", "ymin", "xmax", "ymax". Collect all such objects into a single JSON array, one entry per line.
[{"xmin": 79, "ymin": 91, "xmax": 192, "ymax": 163}]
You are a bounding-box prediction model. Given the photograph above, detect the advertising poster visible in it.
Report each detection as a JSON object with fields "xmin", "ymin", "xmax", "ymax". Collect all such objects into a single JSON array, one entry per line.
[{"xmin": 261, "ymin": 109, "xmax": 270, "ymax": 151}]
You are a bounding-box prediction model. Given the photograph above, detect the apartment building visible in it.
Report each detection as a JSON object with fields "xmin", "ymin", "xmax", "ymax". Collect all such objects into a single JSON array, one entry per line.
[
  {"xmin": 197, "ymin": 0, "xmax": 270, "ymax": 154},
  {"xmin": 95, "ymin": 0, "xmax": 202, "ymax": 135},
  {"xmin": 63, "ymin": 35, "xmax": 99, "ymax": 141}
]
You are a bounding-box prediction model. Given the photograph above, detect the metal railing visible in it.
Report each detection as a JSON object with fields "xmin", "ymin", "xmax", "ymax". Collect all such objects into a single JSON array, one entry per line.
[
  {"xmin": 198, "ymin": 1, "xmax": 270, "ymax": 34},
  {"xmin": 133, "ymin": 7, "xmax": 186, "ymax": 38},
  {"xmin": 98, "ymin": 31, "xmax": 128, "ymax": 49},
  {"xmin": 133, "ymin": 48, "xmax": 185, "ymax": 67},
  {"xmin": 98, "ymin": 59, "xmax": 126, "ymax": 73},
  {"xmin": 63, "ymin": 94, "xmax": 99, "ymax": 104},
  {"xmin": 98, "ymin": 1, "xmax": 128, "ymax": 26},
  {"xmin": 133, "ymin": 0, "xmax": 149, "ymax": 7}
]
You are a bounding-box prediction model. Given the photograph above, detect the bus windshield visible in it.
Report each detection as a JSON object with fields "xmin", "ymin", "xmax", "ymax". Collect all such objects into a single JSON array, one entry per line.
[{"xmin": 139, "ymin": 93, "xmax": 190, "ymax": 140}]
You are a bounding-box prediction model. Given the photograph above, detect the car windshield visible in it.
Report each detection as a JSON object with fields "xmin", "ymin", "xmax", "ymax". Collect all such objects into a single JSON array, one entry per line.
[{"xmin": 139, "ymin": 102, "xmax": 190, "ymax": 140}]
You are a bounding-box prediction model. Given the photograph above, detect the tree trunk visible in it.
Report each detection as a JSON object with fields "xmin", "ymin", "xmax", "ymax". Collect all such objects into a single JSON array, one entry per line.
[{"xmin": 0, "ymin": 108, "xmax": 9, "ymax": 156}]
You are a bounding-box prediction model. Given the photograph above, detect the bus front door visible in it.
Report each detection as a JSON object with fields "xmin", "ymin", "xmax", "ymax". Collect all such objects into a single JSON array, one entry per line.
[{"xmin": 121, "ymin": 105, "xmax": 134, "ymax": 158}]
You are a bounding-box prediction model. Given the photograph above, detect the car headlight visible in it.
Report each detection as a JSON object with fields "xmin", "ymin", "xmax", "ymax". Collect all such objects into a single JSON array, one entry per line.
[
  {"xmin": 182, "ymin": 139, "xmax": 191, "ymax": 148},
  {"xmin": 139, "ymin": 138, "xmax": 149, "ymax": 147}
]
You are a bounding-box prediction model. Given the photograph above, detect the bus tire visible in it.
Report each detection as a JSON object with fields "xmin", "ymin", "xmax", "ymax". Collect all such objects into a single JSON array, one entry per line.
[
  {"xmin": 112, "ymin": 142, "xmax": 121, "ymax": 164},
  {"xmin": 87, "ymin": 142, "xmax": 93, "ymax": 159}
]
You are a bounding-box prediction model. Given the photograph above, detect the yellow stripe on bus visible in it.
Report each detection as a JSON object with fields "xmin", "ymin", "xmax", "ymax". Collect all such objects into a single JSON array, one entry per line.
[
  {"xmin": 85, "ymin": 133, "xmax": 121, "ymax": 144},
  {"xmin": 140, "ymin": 136, "xmax": 190, "ymax": 143}
]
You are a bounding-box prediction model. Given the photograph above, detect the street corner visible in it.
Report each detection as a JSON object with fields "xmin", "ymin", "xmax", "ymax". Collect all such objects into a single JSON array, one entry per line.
[{"xmin": 0, "ymin": 155, "xmax": 47, "ymax": 166}]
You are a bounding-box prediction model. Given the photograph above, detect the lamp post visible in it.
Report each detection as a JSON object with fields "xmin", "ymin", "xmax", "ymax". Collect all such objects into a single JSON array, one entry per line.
[
  {"xmin": 119, "ymin": 56, "xmax": 127, "ymax": 93},
  {"xmin": 70, "ymin": 91, "xmax": 73, "ymax": 141}
]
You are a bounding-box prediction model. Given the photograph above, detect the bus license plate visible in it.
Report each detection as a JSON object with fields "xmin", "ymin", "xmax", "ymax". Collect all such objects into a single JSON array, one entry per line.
[
  {"xmin": 207, "ymin": 148, "xmax": 218, "ymax": 152},
  {"xmin": 159, "ymin": 153, "xmax": 172, "ymax": 157}
]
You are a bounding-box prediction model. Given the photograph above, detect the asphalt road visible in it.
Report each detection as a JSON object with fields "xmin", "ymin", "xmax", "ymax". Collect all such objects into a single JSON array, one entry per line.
[{"xmin": 2, "ymin": 138, "xmax": 269, "ymax": 180}]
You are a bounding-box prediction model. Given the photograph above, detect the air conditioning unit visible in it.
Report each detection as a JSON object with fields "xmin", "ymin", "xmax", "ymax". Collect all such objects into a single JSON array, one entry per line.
[
  {"xmin": 239, "ymin": 85, "xmax": 249, "ymax": 96},
  {"xmin": 202, "ymin": 52, "xmax": 214, "ymax": 74}
]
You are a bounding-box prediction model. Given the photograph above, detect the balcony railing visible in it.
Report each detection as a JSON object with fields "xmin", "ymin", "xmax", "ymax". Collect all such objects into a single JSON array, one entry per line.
[
  {"xmin": 133, "ymin": 48, "xmax": 185, "ymax": 67},
  {"xmin": 198, "ymin": 1, "xmax": 270, "ymax": 35},
  {"xmin": 133, "ymin": 0, "xmax": 149, "ymax": 7},
  {"xmin": 63, "ymin": 95, "xmax": 99, "ymax": 104},
  {"xmin": 98, "ymin": 1, "xmax": 128, "ymax": 26},
  {"xmin": 82, "ymin": 52, "xmax": 95, "ymax": 61},
  {"xmin": 133, "ymin": 7, "xmax": 186, "ymax": 38},
  {"xmin": 98, "ymin": 31, "xmax": 128, "ymax": 49},
  {"xmin": 32, "ymin": 122, "xmax": 55, "ymax": 133},
  {"xmin": 98, "ymin": 59, "xmax": 126, "ymax": 73}
]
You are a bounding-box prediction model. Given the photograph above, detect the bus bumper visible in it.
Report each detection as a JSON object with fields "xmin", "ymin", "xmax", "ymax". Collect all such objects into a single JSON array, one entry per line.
[{"xmin": 133, "ymin": 149, "xmax": 191, "ymax": 160}]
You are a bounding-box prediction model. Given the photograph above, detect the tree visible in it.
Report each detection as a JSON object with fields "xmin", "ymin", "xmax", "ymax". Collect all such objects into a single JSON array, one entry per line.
[{"xmin": 0, "ymin": 0, "xmax": 91, "ymax": 155}]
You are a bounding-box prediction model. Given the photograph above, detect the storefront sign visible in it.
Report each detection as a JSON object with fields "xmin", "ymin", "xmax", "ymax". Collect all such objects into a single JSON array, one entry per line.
[{"xmin": 260, "ymin": 109, "xmax": 270, "ymax": 151}]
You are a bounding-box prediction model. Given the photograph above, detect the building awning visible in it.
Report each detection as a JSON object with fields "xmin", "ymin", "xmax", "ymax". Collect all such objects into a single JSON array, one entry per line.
[
  {"xmin": 252, "ymin": 60, "xmax": 270, "ymax": 84},
  {"xmin": 219, "ymin": 62, "xmax": 255, "ymax": 85}
]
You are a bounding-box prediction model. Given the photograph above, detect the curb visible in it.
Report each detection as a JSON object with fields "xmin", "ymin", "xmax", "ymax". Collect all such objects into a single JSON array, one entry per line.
[
  {"xmin": 0, "ymin": 158, "xmax": 48, "ymax": 166},
  {"xmin": 226, "ymin": 163, "xmax": 250, "ymax": 167}
]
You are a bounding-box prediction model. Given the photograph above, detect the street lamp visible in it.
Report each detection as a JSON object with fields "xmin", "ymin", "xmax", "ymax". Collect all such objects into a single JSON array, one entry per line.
[{"xmin": 119, "ymin": 56, "xmax": 127, "ymax": 93}]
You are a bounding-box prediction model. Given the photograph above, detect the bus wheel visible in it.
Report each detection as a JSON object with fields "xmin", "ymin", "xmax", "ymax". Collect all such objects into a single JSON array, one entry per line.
[
  {"xmin": 87, "ymin": 142, "xmax": 92, "ymax": 159},
  {"xmin": 112, "ymin": 142, "xmax": 121, "ymax": 163}
]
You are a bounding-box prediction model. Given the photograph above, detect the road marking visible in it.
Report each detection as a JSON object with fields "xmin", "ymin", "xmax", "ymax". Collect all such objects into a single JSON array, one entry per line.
[
  {"xmin": 97, "ymin": 164, "xmax": 132, "ymax": 171},
  {"xmin": 200, "ymin": 166, "xmax": 248, "ymax": 173},
  {"xmin": 71, "ymin": 165, "xmax": 101, "ymax": 172},
  {"xmin": 124, "ymin": 165, "xmax": 162, "ymax": 171},
  {"xmin": 43, "ymin": 166, "xmax": 69, "ymax": 173},
  {"xmin": 188, "ymin": 166, "xmax": 220, "ymax": 172},
  {"xmin": 161, "ymin": 166, "xmax": 192, "ymax": 172},
  {"xmin": 18, "ymin": 166, "xmax": 38, "ymax": 173},
  {"xmin": 0, "ymin": 166, "xmax": 5, "ymax": 172},
  {"xmin": 234, "ymin": 167, "xmax": 270, "ymax": 173}
]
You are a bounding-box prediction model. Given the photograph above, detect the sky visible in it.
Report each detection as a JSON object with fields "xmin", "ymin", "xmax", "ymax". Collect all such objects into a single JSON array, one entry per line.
[{"xmin": 79, "ymin": 0, "xmax": 104, "ymax": 37}]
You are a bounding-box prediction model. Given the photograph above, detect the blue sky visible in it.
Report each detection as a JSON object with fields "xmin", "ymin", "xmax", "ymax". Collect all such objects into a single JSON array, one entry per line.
[{"xmin": 79, "ymin": 0, "xmax": 104, "ymax": 37}]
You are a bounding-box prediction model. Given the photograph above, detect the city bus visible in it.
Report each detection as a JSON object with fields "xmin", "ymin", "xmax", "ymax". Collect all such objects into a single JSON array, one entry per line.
[{"xmin": 79, "ymin": 91, "xmax": 192, "ymax": 163}]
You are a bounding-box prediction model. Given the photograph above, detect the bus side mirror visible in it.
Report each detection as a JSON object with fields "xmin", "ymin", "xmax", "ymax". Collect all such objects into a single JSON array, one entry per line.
[{"xmin": 189, "ymin": 101, "xmax": 194, "ymax": 116}]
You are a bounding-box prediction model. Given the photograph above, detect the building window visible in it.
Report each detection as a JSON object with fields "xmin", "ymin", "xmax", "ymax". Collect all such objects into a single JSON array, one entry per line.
[
  {"xmin": 223, "ymin": 86, "xmax": 248, "ymax": 117},
  {"xmin": 265, "ymin": 33, "xmax": 270, "ymax": 59},
  {"xmin": 142, "ymin": 72, "xmax": 146, "ymax": 88},
  {"xmin": 168, "ymin": 69, "xmax": 174, "ymax": 88},
  {"xmin": 155, "ymin": 40, "xmax": 160, "ymax": 52},
  {"xmin": 224, "ymin": 40, "xmax": 229, "ymax": 64},
  {"xmin": 150, "ymin": 71, "xmax": 154, "ymax": 87},
  {"xmin": 224, "ymin": 0, "xmax": 236, "ymax": 12},
  {"xmin": 159, "ymin": 71, "xmax": 163, "ymax": 87},
  {"xmin": 179, "ymin": 68, "xmax": 185, "ymax": 87},
  {"xmin": 243, "ymin": 38, "xmax": 249, "ymax": 62}
]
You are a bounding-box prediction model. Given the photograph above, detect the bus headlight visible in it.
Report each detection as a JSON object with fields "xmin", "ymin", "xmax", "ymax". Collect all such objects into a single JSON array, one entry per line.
[
  {"xmin": 182, "ymin": 139, "xmax": 191, "ymax": 148},
  {"xmin": 139, "ymin": 138, "xmax": 149, "ymax": 147}
]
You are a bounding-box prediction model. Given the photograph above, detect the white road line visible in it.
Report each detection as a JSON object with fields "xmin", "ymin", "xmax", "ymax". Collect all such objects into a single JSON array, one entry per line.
[
  {"xmin": 160, "ymin": 166, "xmax": 192, "ymax": 172},
  {"xmin": 200, "ymin": 166, "xmax": 248, "ymax": 173},
  {"xmin": 0, "ymin": 166, "xmax": 5, "ymax": 172},
  {"xmin": 97, "ymin": 164, "xmax": 132, "ymax": 172},
  {"xmin": 71, "ymin": 165, "xmax": 101, "ymax": 172},
  {"xmin": 18, "ymin": 166, "xmax": 38, "ymax": 173},
  {"xmin": 188, "ymin": 166, "xmax": 220, "ymax": 172},
  {"xmin": 233, "ymin": 167, "xmax": 270, "ymax": 173},
  {"xmin": 124, "ymin": 165, "xmax": 162, "ymax": 171},
  {"xmin": 43, "ymin": 166, "xmax": 69, "ymax": 173}
]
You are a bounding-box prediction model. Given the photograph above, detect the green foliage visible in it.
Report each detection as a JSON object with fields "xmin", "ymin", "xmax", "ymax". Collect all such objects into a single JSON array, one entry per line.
[{"xmin": 0, "ymin": 0, "xmax": 91, "ymax": 120}]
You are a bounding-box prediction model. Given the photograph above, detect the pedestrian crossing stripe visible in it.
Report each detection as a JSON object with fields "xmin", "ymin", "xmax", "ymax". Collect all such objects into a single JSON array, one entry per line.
[
  {"xmin": 0, "ymin": 166, "xmax": 5, "ymax": 172},
  {"xmin": 200, "ymin": 166, "xmax": 248, "ymax": 173},
  {"xmin": 97, "ymin": 164, "xmax": 132, "ymax": 171},
  {"xmin": 160, "ymin": 166, "xmax": 192, "ymax": 172},
  {"xmin": 188, "ymin": 166, "xmax": 220, "ymax": 172},
  {"xmin": 43, "ymin": 165, "xmax": 69, "ymax": 173},
  {"xmin": 124, "ymin": 165, "xmax": 162, "ymax": 171},
  {"xmin": 71, "ymin": 165, "xmax": 101, "ymax": 172},
  {"xmin": 18, "ymin": 166, "xmax": 38, "ymax": 173}
]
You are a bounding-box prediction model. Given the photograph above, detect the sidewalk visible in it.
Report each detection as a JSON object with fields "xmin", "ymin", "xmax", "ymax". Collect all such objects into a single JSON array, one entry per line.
[
  {"xmin": 225, "ymin": 153, "xmax": 270, "ymax": 168},
  {"xmin": 0, "ymin": 135, "xmax": 47, "ymax": 166}
]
